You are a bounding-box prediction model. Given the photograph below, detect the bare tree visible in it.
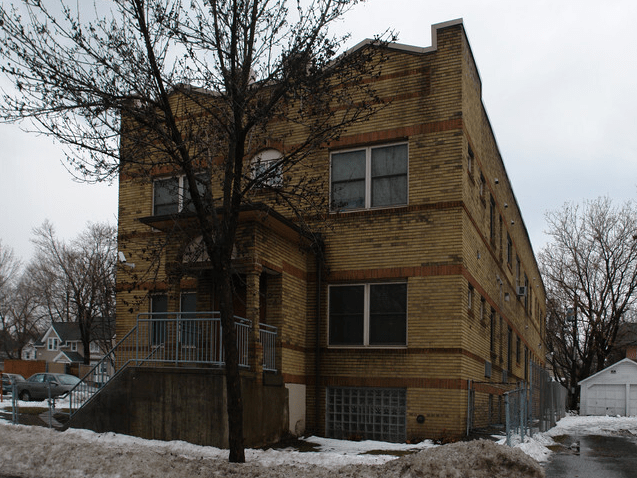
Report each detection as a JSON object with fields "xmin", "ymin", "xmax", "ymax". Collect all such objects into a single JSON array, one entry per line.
[
  {"xmin": 540, "ymin": 197, "xmax": 637, "ymax": 409},
  {"xmin": 0, "ymin": 239, "xmax": 20, "ymax": 309},
  {"xmin": 31, "ymin": 221, "xmax": 117, "ymax": 364},
  {"xmin": 0, "ymin": 241, "xmax": 51, "ymax": 358},
  {"xmin": 0, "ymin": 269, "xmax": 46, "ymax": 359},
  {"xmin": 0, "ymin": 0, "xmax": 390, "ymax": 461}
]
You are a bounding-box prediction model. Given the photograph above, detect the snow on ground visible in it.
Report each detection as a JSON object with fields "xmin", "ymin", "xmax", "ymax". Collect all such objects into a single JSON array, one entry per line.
[
  {"xmin": 5, "ymin": 398, "xmax": 634, "ymax": 477},
  {"xmin": 496, "ymin": 413, "xmax": 637, "ymax": 464}
]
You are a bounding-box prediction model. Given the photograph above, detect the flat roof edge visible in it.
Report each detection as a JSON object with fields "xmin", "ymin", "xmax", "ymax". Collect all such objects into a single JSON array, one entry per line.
[{"xmin": 345, "ymin": 18, "xmax": 464, "ymax": 56}]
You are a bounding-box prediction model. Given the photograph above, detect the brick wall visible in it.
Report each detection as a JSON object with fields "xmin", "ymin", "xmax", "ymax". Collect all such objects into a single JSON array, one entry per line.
[{"xmin": 115, "ymin": 20, "xmax": 545, "ymax": 442}]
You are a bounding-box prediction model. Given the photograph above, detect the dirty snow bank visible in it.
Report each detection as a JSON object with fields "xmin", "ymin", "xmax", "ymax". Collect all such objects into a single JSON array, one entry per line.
[
  {"xmin": 382, "ymin": 440, "xmax": 545, "ymax": 478},
  {"xmin": 0, "ymin": 423, "xmax": 545, "ymax": 478}
]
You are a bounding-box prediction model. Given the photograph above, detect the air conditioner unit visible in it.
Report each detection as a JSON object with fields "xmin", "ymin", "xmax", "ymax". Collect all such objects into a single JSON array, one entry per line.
[{"xmin": 516, "ymin": 286, "xmax": 527, "ymax": 297}]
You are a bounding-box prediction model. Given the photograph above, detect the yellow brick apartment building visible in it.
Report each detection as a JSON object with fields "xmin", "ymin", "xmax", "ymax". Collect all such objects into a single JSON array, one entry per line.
[{"xmin": 113, "ymin": 19, "xmax": 546, "ymax": 443}]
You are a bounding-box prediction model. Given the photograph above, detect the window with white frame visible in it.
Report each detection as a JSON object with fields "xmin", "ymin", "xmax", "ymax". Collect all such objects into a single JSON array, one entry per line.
[
  {"xmin": 328, "ymin": 283, "xmax": 407, "ymax": 346},
  {"xmin": 47, "ymin": 337, "xmax": 59, "ymax": 351},
  {"xmin": 70, "ymin": 342, "xmax": 77, "ymax": 352},
  {"xmin": 331, "ymin": 143, "xmax": 408, "ymax": 211},
  {"xmin": 251, "ymin": 149, "xmax": 283, "ymax": 188},
  {"xmin": 153, "ymin": 174, "xmax": 207, "ymax": 215}
]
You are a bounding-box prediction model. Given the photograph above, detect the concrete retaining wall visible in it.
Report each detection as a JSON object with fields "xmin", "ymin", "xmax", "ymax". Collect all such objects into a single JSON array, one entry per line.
[{"xmin": 68, "ymin": 367, "xmax": 288, "ymax": 448}]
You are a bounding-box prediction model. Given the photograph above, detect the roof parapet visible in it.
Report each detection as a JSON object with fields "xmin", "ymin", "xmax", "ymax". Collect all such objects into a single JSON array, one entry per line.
[{"xmin": 344, "ymin": 18, "xmax": 464, "ymax": 56}]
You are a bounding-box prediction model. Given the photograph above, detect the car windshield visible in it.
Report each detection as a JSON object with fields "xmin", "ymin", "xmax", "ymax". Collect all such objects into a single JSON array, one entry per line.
[{"xmin": 57, "ymin": 375, "xmax": 80, "ymax": 385}]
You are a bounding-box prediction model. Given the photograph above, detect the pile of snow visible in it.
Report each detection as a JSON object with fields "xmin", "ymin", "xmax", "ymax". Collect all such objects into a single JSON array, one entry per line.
[
  {"xmin": 544, "ymin": 414, "xmax": 637, "ymax": 438},
  {"xmin": 0, "ymin": 423, "xmax": 545, "ymax": 478},
  {"xmin": 9, "ymin": 401, "xmax": 637, "ymax": 477}
]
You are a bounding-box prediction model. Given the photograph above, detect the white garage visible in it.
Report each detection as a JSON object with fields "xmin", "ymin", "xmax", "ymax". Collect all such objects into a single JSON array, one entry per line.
[{"xmin": 579, "ymin": 358, "xmax": 637, "ymax": 416}]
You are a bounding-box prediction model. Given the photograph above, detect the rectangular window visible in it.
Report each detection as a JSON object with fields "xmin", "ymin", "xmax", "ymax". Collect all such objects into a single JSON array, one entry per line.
[
  {"xmin": 180, "ymin": 292, "xmax": 197, "ymax": 346},
  {"xmin": 153, "ymin": 174, "xmax": 207, "ymax": 216},
  {"xmin": 516, "ymin": 336, "xmax": 521, "ymax": 363},
  {"xmin": 468, "ymin": 284, "xmax": 473, "ymax": 310},
  {"xmin": 151, "ymin": 294, "xmax": 168, "ymax": 346},
  {"xmin": 329, "ymin": 283, "xmax": 407, "ymax": 346},
  {"xmin": 153, "ymin": 177, "xmax": 179, "ymax": 215},
  {"xmin": 70, "ymin": 342, "xmax": 77, "ymax": 352},
  {"xmin": 489, "ymin": 309, "xmax": 496, "ymax": 353},
  {"xmin": 47, "ymin": 338, "xmax": 59, "ymax": 351},
  {"xmin": 489, "ymin": 195, "xmax": 496, "ymax": 242},
  {"xmin": 326, "ymin": 387, "xmax": 406, "ymax": 443},
  {"xmin": 507, "ymin": 327, "xmax": 512, "ymax": 372},
  {"xmin": 467, "ymin": 146, "xmax": 474, "ymax": 176},
  {"xmin": 331, "ymin": 143, "xmax": 408, "ymax": 211},
  {"xmin": 506, "ymin": 233, "xmax": 512, "ymax": 266}
]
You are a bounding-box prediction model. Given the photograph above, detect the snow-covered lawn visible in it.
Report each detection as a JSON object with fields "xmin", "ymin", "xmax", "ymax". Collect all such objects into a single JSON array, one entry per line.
[{"xmin": 2, "ymin": 398, "xmax": 635, "ymax": 478}]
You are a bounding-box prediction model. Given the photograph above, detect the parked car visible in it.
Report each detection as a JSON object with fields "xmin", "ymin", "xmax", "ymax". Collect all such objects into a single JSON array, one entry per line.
[
  {"xmin": 16, "ymin": 373, "xmax": 81, "ymax": 401},
  {"xmin": 1, "ymin": 373, "xmax": 25, "ymax": 395}
]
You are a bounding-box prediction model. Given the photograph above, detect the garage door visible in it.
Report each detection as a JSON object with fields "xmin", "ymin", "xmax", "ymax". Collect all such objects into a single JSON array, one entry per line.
[{"xmin": 587, "ymin": 384, "xmax": 626, "ymax": 416}]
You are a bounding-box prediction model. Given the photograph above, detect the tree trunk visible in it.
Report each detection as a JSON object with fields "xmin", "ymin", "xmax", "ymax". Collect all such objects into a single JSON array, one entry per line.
[{"xmin": 217, "ymin": 266, "xmax": 245, "ymax": 463}]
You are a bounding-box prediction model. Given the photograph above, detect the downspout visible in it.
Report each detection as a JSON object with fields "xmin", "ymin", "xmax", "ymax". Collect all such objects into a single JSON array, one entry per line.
[{"xmin": 313, "ymin": 236, "xmax": 325, "ymax": 435}]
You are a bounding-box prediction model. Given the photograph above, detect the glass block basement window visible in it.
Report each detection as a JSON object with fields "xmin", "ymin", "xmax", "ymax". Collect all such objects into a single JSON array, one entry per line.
[{"xmin": 326, "ymin": 387, "xmax": 406, "ymax": 443}]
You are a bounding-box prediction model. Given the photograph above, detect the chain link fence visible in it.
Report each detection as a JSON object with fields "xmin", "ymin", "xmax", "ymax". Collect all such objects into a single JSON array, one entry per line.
[{"xmin": 467, "ymin": 362, "xmax": 567, "ymax": 445}]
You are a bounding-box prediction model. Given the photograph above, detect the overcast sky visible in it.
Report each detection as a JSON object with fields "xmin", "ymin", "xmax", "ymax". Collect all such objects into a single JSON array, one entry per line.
[{"xmin": 1, "ymin": 0, "xmax": 635, "ymax": 262}]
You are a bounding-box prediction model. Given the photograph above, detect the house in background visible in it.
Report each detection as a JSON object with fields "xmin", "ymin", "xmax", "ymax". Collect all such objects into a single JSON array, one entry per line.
[
  {"xmin": 35, "ymin": 320, "xmax": 115, "ymax": 368},
  {"xmin": 21, "ymin": 341, "xmax": 37, "ymax": 361},
  {"xmin": 68, "ymin": 19, "xmax": 546, "ymax": 446}
]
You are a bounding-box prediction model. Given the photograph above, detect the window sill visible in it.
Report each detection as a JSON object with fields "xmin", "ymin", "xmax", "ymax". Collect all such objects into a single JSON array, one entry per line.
[
  {"xmin": 329, "ymin": 203, "xmax": 409, "ymax": 215},
  {"xmin": 327, "ymin": 345, "xmax": 408, "ymax": 350}
]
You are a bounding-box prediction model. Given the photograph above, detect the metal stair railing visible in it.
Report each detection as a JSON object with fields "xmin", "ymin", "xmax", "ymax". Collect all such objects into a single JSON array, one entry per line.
[
  {"xmin": 68, "ymin": 312, "xmax": 264, "ymax": 417},
  {"xmin": 260, "ymin": 323, "xmax": 277, "ymax": 372}
]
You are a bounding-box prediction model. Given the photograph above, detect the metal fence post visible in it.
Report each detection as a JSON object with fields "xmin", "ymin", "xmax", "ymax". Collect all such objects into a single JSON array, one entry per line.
[
  {"xmin": 529, "ymin": 364, "xmax": 534, "ymax": 438},
  {"xmin": 505, "ymin": 392, "xmax": 511, "ymax": 446},
  {"xmin": 466, "ymin": 380, "xmax": 472, "ymax": 436},
  {"xmin": 11, "ymin": 382, "xmax": 18, "ymax": 424}
]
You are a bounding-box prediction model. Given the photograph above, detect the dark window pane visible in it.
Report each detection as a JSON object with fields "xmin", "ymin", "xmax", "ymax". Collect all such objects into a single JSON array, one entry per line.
[
  {"xmin": 180, "ymin": 292, "xmax": 197, "ymax": 345},
  {"xmin": 329, "ymin": 286, "xmax": 364, "ymax": 345},
  {"xmin": 183, "ymin": 174, "xmax": 208, "ymax": 212},
  {"xmin": 332, "ymin": 180, "xmax": 365, "ymax": 210},
  {"xmin": 151, "ymin": 295, "xmax": 168, "ymax": 345},
  {"xmin": 371, "ymin": 145, "xmax": 408, "ymax": 207},
  {"xmin": 372, "ymin": 176, "xmax": 407, "ymax": 207},
  {"xmin": 369, "ymin": 284, "xmax": 407, "ymax": 345},
  {"xmin": 153, "ymin": 177, "xmax": 179, "ymax": 215},
  {"xmin": 331, "ymin": 150, "xmax": 366, "ymax": 210},
  {"xmin": 371, "ymin": 144, "xmax": 407, "ymax": 176}
]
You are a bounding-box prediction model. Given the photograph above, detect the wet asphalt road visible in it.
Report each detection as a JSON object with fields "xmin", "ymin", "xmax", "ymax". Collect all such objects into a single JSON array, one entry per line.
[{"xmin": 544, "ymin": 434, "xmax": 637, "ymax": 478}]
